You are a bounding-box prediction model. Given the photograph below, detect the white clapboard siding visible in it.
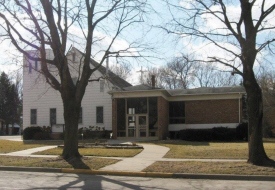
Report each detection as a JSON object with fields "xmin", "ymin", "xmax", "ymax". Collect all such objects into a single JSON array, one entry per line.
[{"xmin": 23, "ymin": 48, "xmax": 113, "ymax": 131}]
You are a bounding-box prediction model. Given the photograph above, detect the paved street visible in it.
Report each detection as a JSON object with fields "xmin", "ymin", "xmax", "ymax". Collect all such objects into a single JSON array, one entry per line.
[{"xmin": 0, "ymin": 171, "xmax": 274, "ymax": 190}]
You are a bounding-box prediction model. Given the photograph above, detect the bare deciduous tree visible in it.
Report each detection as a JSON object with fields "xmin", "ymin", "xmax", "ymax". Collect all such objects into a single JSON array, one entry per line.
[
  {"xmin": 143, "ymin": 54, "xmax": 195, "ymax": 89},
  {"xmin": 162, "ymin": 0, "xmax": 275, "ymax": 165},
  {"xmin": 143, "ymin": 67, "xmax": 164, "ymax": 88},
  {"xmin": 109, "ymin": 62, "xmax": 131, "ymax": 81},
  {"xmin": 0, "ymin": 0, "xmax": 149, "ymax": 160},
  {"xmin": 258, "ymin": 70, "xmax": 275, "ymax": 137},
  {"xmin": 194, "ymin": 62, "xmax": 240, "ymax": 87}
]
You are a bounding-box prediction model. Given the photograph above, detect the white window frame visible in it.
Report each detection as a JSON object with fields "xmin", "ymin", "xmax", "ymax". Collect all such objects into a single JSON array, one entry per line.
[{"xmin": 30, "ymin": 109, "xmax": 37, "ymax": 125}]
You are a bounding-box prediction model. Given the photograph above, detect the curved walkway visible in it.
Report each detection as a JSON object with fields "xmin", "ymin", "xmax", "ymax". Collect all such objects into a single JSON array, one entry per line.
[
  {"xmin": 100, "ymin": 144, "xmax": 170, "ymax": 172},
  {"xmin": 5, "ymin": 146, "xmax": 58, "ymax": 157},
  {"xmin": 0, "ymin": 140, "xmax": 246, "ymax": 172}
]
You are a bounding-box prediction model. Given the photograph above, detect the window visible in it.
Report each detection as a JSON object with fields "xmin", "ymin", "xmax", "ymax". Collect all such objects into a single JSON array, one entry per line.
[
  {"xmin": 29, "ymin": 61, "xmax": 32, "ymax": 73},
  {"xmin": 169, "ymin": 101, "xmax": 185, "ymax": 124},
  {"xmin": 96, "ymin": 106, "xmax": 104, "ymax": 123},
  {"xmin": 100, "ymin": 80, "xmax": 104, "ymax": 92},
  {"xmin": 127, "ymin": 98, "xmax": 147, "ymax": 114},
  {"xmin": 79, "ymin": 107, "xmax": 82, "ymax": 124},
  {"xmin": 50, "ymin": 108, "xmax": 56, "ymax": 125},
  {"xmin": 30, "ymin": 109, "xmax": 37, "ymax": 125},
  {"xmin": 117, "ymin": 99, "xmax": 126, "ymax": 137},
  {"xmin": 149, "ymin": 97, "xmax": 158, "ymax": 129},
  {"xmin": 35, "ymin": 60, "xmax": 38, "ymax": 70}
]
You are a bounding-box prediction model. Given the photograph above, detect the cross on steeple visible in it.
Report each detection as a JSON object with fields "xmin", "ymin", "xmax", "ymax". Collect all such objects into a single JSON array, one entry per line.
[{"xmin": 137, "ymin": 66, "xmax": 147, "ymax": 84}]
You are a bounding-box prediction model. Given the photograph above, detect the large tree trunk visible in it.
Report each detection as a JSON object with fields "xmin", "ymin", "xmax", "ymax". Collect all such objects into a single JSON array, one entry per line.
[
  {"xmin": 61, "ymin": 97, "xmax": 81, "ymax": 160},
  {"xmin": 243, "ymin": 62, "xmax": 274, "ymax": 166}
]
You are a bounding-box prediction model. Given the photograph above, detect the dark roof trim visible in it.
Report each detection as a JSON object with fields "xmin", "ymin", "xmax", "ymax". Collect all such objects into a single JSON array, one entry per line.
[{"xmin": 109, "ymin": 85, "xmax": 246, "ymax": 96}]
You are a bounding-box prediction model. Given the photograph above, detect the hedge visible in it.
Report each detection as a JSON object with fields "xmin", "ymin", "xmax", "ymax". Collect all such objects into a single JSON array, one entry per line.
[
  {"xmin": 23, "ymin": 127, "xmax": 51, "ymax": 140},
  {"xmin": 178, "ymin": 125, "xmax": 248, "ymax": 142},
  {"xmin": 78, "ymin": 130, "xmax": 112, "ymax": 139},
  {"xmin": 236, "ymin": 123, "xmax": 248, "ymax": 141}
]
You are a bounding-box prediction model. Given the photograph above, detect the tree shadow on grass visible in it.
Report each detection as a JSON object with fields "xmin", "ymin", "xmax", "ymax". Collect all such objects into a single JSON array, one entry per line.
[
  {"xmin": 259, "ymin": 159, "xmax": 275, "ymax": 168},
  {"xmin": 66, "ymin": 157, "xmax": 90, "ymax": 169}
]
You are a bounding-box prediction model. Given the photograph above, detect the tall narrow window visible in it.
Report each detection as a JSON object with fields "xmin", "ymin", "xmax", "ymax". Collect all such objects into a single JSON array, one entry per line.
[
  {"xmin": 117, "ymin": 99, "xmax": 126, "ymax": 137},
  {"xmin": 35, "ymin": 60, "xmax": 38, "ymax": 70},
  {"xmin": 149, "ymin": 97, "xmax": 158, "ymax": 137},
  {"xmin": 169, "ymin": 101, "xmax": 185, "ymax": 124},
  {"xmin": 30, "ymin": 109, "xmax": 37, "ymax": 125},
  {"xmin": 50, "ymin": 108, "xmax": 56, "ymax": 125},
  {"xmin": 78, "ymin": 107, "xmax": 82, "ymax": 124},
  {"xmin": 96, "ymin": 106, "xmax": 103, "ymax": 123},
  {"xmin": 100, "ymin": 80, "xmax": 104, "ymax": 92},
  {"xmin": 29, "ymin": 61, "xmax": 32, "ymax": 73}
]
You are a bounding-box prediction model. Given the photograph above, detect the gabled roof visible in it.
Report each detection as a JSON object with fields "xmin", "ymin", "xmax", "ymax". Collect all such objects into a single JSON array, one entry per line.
[
  {"xmin": 167, "ymin": 86, "xmax": 245, "ymax": 96},
  {"xmin": 72, "ymin": 47, "xmax": 132, "ymax": 89}
]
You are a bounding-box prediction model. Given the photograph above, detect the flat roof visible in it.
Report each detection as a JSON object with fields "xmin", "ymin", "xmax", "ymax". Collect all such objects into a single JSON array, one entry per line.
[
  {"xmin": 109, "ymin": 85, "xmax": 246, "ymax": 97},
  {"xmin": 167, "ymin": 86, "xmax": 246, "ymax": 96}
]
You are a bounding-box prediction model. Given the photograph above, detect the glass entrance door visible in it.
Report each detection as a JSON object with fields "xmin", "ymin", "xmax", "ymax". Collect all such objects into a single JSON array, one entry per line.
[
  {"xmin": 128, "ymin": 116, "xmax": 136, "ymax": 137},
  {"xmin": 127, "ymin": 115, "xmax": 148, "ymax": 138},
  {"xmin": 138, "ymin": 116, "xmax": 147, "ymax": 137}
]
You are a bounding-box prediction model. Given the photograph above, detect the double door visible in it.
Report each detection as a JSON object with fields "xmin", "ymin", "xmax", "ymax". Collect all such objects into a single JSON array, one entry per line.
[{"xmin": 127, "ymin": 115, "xmax": 147, "ymax": 138}]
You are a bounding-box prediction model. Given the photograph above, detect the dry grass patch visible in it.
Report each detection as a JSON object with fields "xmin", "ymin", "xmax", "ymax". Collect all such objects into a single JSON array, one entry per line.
[
  {"xmin": 0, "ymin": 140, "xmax": 62, "ymax": 153},
  {"xmin": 154, "ymin": 140, "xmax": 275, "ymax": 159},
  {"xmin": 0, "ymin": 156, "xmax": 118, "ymax": 170},
  {"xmin": 144, "ymin": 161, "xmax": 275, "ymax": 176},
  {"xmin": 34, "ymin": 147, "xmax": 143, "ymax": 157}
]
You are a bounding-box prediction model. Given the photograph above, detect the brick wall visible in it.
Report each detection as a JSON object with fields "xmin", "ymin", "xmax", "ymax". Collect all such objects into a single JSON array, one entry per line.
[
  {"xmin": 112, "ymin": 99, "xmax": 117, "ymax": 139},
  {"xmin": 185, "ymin": 99, "xmax": 240, "ymax": 124},
  {"xmin": 158, "ymin": 97, "xmax": 169, "ymax": 139}
]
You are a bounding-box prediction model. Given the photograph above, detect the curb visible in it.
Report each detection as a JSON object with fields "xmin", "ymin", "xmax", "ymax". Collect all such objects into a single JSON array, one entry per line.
[
  {"xmin": 0, "ymin": 166, "xmax": 61, "ymax": 173},
  {"xmin": 1, "ymin": 166, "xmax": 275, "ymax": 181}
]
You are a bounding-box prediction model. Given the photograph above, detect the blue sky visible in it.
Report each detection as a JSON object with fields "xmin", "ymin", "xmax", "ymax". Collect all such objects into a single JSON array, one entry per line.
[{"xmin": 0, "ymin": 0, "xmax": 274, "ymax": 84}]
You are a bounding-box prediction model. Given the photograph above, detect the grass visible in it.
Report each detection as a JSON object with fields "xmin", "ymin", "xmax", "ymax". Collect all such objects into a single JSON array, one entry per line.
[
  {"xmin": 153, "ymin": 140, "xmax": 275, "ymax": 159},
  {"xmin": 0, "ymin": 139, "xmax": 108, "ymax": 153},
  {"xmin": 0, "ymin": 139, "xmax": 63, "ymax": 153},
  {"xmin": 143, "ymin": 161, "xmax": 275, "ymax": 176},
  {"xmin": 0, "ymin": 156, "xmax": 118, "ymax": 169},
  {"xmin": 34, "ymin": 147, "xmax": 143, "ymax": 157}
]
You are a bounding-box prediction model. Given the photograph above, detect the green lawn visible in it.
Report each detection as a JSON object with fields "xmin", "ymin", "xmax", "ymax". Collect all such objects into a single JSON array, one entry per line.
[
  {"xmin": 143, "ymin": 161, "xmax": 275, "ymax": 175},
  {"xmin": 34, "ymin": 147, "xmax": 143, "ymax": 157},
  {"xmin": 153, "ymin": 139, "xmax": 275, "ymax": 159},
  {"xmin": 0, "ymin": 156, "xmax": 118, "ymax": 169},
  {"xmin": 0, "ymin": 139, "xmax": 63, "ymax": 153}
]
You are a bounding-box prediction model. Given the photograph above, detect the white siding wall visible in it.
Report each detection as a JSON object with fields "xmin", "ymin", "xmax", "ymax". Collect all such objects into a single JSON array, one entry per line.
[{"xmin": 23, "ymin": 49, "xmax": 113, "ymax": 131}]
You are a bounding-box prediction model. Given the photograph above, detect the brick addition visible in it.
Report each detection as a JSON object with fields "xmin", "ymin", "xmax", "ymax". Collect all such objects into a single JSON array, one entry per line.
[{"xmin": 185, "ymin": 99, "xmax": 241, "ymax": 124}]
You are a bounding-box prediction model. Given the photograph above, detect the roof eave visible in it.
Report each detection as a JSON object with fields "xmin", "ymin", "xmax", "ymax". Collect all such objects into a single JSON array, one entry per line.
[{"xmin": 170, "ymin": 91, "xmax": 246, "ymax": 97}]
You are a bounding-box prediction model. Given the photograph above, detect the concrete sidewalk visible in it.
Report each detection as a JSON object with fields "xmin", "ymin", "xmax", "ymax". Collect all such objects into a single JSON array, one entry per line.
[
  {"xmin": 100, "ymin": 144, "xmax": 170, "ymax": 172},
  {"xmin": 0, "ymin": 140, "xmax": 271, "ymax": 181},
  {"xmin": 0, "ymin": 135, "xmax": 23, "ymax": 141},
  {"xmin": 0, "ymin": 142, "xmax": 246, "ymax": 167},
  {"xmin": 1, "ymin": 146, "xmax": 58, "ymax": 157}
]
